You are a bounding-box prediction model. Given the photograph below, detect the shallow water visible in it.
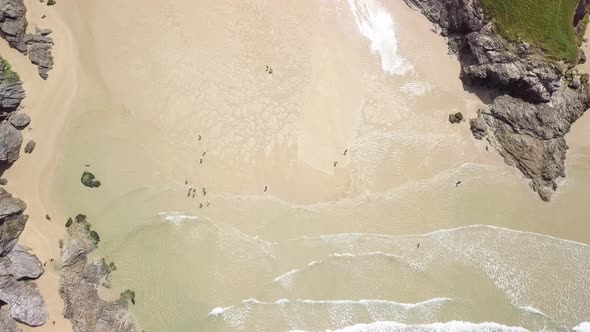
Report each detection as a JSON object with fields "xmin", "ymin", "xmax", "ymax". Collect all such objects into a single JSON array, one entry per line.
[{"xmin": 53, "ymin": 0, "xmax": 590, "ymax": 331}]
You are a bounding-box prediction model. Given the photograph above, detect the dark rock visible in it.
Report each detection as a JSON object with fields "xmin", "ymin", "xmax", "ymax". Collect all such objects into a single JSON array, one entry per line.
[
  {"xmin": 0, "ymin": 189, "xmax": 26, "ymax": 257},
  {"xmin": 120, "ymin": 289, "xmax": 135, "ymax": 305},
  {"xmin": 0, "ymin": 307, "xmax": 20, "ymax": 332},
  {"xmin": 65, "ymin": 217, "xmax": 72, "ymax": 227},
  {"xmin": 25, "ymin": 28, "xmax": 53, "ymax": 79},
  {"xmin": 81, "ymin": 171, "xmax": 101, "ymax": 188},
  {"xmin": 0, "ymin": 178, "xmax": 7, "ymax": 185},
  {"xmin": 46, "ymin": 0, "xmax": 55, "ymax": 5},
  {"xmin": 0, "ymin": 58, "xmax": 25, "ymax": 114},
  {"xmin": 448, "ymin": 112, "xmax": 463, "ymax": 124},
  {"xmin": 7, "ymin": 111, "xmax": 29, "ymax": 129},
  {"xmin": 23, "ymin": 139, "xmax": 35, "ymax": 154},
  {"xmin": 0, "ymin": 275, "xmax": 48, "ymax": 326},
  {"xmin": 404, "ymin": 0, "xmax": 590, "ymax": 201},
  {"xmin": 0, "ymin": 122, "xmax": 22, "ymax": 163},
  {"xmin": 60, "ymin": 215, "xmax": 140, "ymax": 332},
  {"xmin": 0, "ymin": 0, "xmax": 28, "ymax": 53},
  {"xmin": 569, "ymin": 75, "xmax": 582, "ymax": 89},
  {"xmin": 470, "ymin": 85, "xmax": 590, "ymax": 201}
]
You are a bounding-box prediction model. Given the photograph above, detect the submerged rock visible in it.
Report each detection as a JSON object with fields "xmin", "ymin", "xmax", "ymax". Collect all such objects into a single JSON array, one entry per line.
[
  {"xmin": 81, "ymin": 171, "xmax": 101, "ymax": 188},
  {"xmin": 60, "ymin": 215, "xmax": 140, "ymax": 332},
  {"xmin": 0, "ymin": 122, "xmax": 22, "ymax": 163}
]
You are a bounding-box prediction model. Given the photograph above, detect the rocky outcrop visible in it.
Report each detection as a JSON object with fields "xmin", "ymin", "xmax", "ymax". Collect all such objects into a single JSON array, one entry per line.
[
  {"xmin": 0, "ymin": 0, "xmax": 28, "ymax": 53},
  {"xmin": 0, "ymin": 0, "xmax": 54, "ymax": 78},
  {"xmin": 404, "ymin": 0, "xmax": 590, "ymax": 201},
  {"xmin": 0, "ymin": 122, "xmax": 22, "ymax": 163},
  {"xmin": 25, "ymin": 28, "xmax": 53, "ymax": 80},
  {"xmin": 0, "ymin": 188, "xmax": 47, "ymax": 327},
  {"xmin": 60, "ymin": 214, "xmax": 140, "ymax": 332}
]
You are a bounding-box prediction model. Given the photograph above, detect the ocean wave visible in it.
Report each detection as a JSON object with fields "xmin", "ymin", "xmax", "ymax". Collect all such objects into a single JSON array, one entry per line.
[
  {"xmin": 158, "ymin": 211, "xmax": 199, "ymax": 224},
  {"xmin": 208, "ymin": 297, "xmax": 453, "ymax": 330},
  {"xmin": 347, "ymin": 0, "xmax": 413, "ymax": 75},
  {"xmin": 573, "ymin": 322, "xmax": 590, "ymax": 332},
  {"xmin": 328, "ymin": 321, "xmax": 529, "ymax": 332}
]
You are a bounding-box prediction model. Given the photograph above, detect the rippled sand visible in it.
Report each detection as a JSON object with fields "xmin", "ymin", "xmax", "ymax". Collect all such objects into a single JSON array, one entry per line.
[{"xmin": 49, "ymin": 0, "xmax": 590, "ymax": 330}]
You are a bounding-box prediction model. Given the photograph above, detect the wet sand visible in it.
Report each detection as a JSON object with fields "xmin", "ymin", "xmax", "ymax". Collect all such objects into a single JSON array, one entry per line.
[{"xmin": 4, "ymin": 0, "xmax": 590, "ymax": 330}]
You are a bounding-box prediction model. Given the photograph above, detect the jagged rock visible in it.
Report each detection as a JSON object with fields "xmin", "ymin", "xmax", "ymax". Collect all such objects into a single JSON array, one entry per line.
[
  {"xmin": 0, "ymin": 244, "xmax": 43, "ymax": 280},
  {"xmin": 0, "ymin": 307, "xmax": 20, "ymax": 332},
  {"xmin": 81, "ymin": 171, "xmax": 101, "ymax": 188},
  {"xmin": 0, "ymin": 275, "xmax": 47, "ymax": 326},
  {"xmin": 0, "ymin": 0, "xmax": 28, "ymax": 53},
  {"xmin": 471, "ymin": 85, "xmax": 590, "ymax": 201},
  {"xmin": 448, "ymin": 112, "xmax": 463, "ymax": 124},
  {"xmin": 0, "ymin": 178, "xmax": 6, "ymax": 185},
  {"xmin": 23, "ymin": 139, "xmax": 34, "ymax": 153},
  {"xmin": 25, "ymin": 28, "xmax": 53, "ymax": 79},
  {"xmin": 60, "ymin": 215, "xmax": 140, "ymax": 332},
  {"xmin": 404, "ymin": 0, "xmax": 590, "ymax": 201},
  {"xmin": 7, "ymin": 111, "xmax": 29, "ymax": 128},
  {"xmin": 0, "ymin": 58, "xmax": 25, "ymax": 114},
  {"xmin": 0, "ymin": 122, "xmax": 22, "ymax": 163}
]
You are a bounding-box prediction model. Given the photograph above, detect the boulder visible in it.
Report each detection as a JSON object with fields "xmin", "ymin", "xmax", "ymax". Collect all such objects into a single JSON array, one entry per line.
[
  {"xmin": 0, "ymin": 122, "xmax": 22, "ymax": 163},
  {"xmin": 0, "ymin": 275, "xmax": 48, "ymax": 326},
  {"xmin": 81, "ymin": 171, "xmax": 101, "ymax": 188},
  {"xmin": 0, "ymin": 245, "xmax": 44, "ymax": 280},
  {"xmin": 7, "ymin": 111, "xmax": 29, "ymax": 128},
  {"xmin": 23, "ymin": 139, "xmax": 35, "ymax": 154},
  {"xmin": 448, "ymin": 112, "xmax": 463, "ymax": 124}
]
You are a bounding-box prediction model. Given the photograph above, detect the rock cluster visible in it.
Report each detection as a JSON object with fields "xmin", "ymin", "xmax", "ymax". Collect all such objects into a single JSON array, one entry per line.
[
  {"xmin": 404, "ymin": 0, "xmax": 590, "ymax": 201},
  {"xmin": 25, "ymin": 28, "xmax": 53, "ymax": 80},
  {"xmin": 0, "ymin": 0, "xmax": 54, "ymax": 79},
  {"xmin": 0, "ymin": 57, "xmax": 30, "ymax": 165},
  {"xmin": 60, "ymin": 214, "xmax": 140, "ymax": 332},
  {"xmin": 0, "ymin": 188, "xmax": 47, "ymax": 330}
]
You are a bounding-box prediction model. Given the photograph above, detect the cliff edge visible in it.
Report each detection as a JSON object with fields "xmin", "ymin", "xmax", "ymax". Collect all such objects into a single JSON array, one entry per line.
[{"xmin": 404, "ymin": 0, "xmax": 590, "ymax": 201}]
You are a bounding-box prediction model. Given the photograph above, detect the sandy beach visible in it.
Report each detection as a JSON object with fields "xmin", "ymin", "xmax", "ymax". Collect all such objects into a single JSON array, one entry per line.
[{"xmin": 1, "ymin": 0, "xmax": 590, "ymax": 330}]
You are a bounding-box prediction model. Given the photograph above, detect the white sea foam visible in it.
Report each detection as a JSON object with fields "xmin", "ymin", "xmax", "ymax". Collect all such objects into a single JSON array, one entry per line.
[
  {"xmin": 158, "ymin": 211, "xmax": 199, "ymax": 224},
  {"xmin": 347, "ymin": 0, "xmax": 413, "ymax": 75},
  {"xmin": 400, "ymin": 82, "xmax": 432, "ymax": 96},
  {"xmin": 573, "ymin": 322, "xmax": 590, "ymax": 332},
  {"xmin": 328, "ymin": 321, "xmax": 529, "ymax": 332},
  {"xmin": 208, "ymin": 306, "xmax": 231, "ymax": 316}
]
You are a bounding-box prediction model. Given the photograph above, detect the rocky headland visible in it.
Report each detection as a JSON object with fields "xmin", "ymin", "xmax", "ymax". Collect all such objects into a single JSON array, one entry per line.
[
  {"xmin": 404, "ymin": 0, "xmax": 590, "ymax": 201},
  {"xmin": 60, "ymin": 215, "xmax": 140, "ymax": 332}
]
